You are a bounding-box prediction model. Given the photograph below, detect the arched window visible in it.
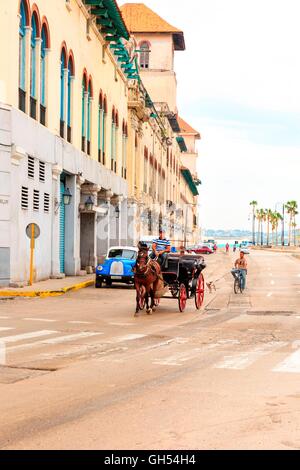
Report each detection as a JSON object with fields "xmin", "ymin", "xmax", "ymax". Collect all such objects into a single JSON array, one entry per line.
[
  {"xmin": 67, "ymin": 53, "xmax": 75, "ymax": 143},
  {"xmin": 60, "ymin": 47, "xmax": 67, "ymax": 138},
  {"xmin": 139, "ymin": 41, "xmax": 150, "ymax": 69},
  {"xmin": 122, "ymin": 121, "xmax": 128, "ymax": 179},
  {"xmin": 98, "ymin": 91, "xmax": 106, "ymax": 165},
  {"xmin": 81, "ymin": 73, "xmax": 88, "ymax": 152},
  {"xmin": 87, "ymin": 78, "xmax": 93, "ymax": 156},
  {"xmin": 30, "ymin": 13, "xmax": 39, "ymax": 120},
  {"xmin": 111, "ymin": 107, "xmax": 116, "ymax": 172},
  {"xmin": 19, "ymin": 0, "xmax": 29, "ymax": 112},
  {"xmin": 143, "ymin": 147, "xmax": 148, "ymax": 193},
  {"xmin": 40, "ymin": 22, "xmax": 50, "ymax": 126}
]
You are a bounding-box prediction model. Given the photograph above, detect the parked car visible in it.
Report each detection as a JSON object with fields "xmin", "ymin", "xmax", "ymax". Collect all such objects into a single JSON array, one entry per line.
[
  {"xmin": 95, "ymin": 246, "xmax": 138, "ymax": 288},
  {"xmin": 187, "ymin": 245, "xmax": 213, "ymax": 255},
  {"xmin": 240, "ymin": 247, "xmax": 250, "ymax": 255}
]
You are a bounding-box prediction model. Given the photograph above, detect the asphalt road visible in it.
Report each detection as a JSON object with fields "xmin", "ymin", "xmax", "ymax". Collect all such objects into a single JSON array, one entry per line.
[{"xmin": 1, "ymin": 250, "xmax": 300, "ymax": 450}]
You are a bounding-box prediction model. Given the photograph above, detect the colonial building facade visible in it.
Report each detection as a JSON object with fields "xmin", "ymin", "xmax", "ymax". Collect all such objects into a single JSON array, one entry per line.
[{"xmin": 0, "ymin": 0, "xmax": 201, "ymax": 287}]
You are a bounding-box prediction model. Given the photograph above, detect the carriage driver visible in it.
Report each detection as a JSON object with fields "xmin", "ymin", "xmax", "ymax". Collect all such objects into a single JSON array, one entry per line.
[{"xmin": 150, "ymin": 230, "xmax": 171, "ymax": 266}]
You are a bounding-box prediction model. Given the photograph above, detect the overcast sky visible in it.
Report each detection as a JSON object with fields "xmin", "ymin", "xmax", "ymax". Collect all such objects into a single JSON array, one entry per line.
[{"xmin": 120, "ymin": 0, "xmax": 300, "ymax": 230}]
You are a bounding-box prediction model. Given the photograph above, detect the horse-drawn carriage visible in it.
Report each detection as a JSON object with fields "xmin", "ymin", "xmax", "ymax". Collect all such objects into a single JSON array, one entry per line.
[
  {"xmin": 160, "ymin": 254, "xmax": 206, "ymax": 312},
  {"xmin": 135, "ymin": 251, "xmax": 206, "ymax": 315}
]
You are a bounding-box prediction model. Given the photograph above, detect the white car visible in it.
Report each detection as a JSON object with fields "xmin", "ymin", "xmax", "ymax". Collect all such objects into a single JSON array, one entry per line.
[{"xmin": 240, "ymin": 247, "xmax": 250, "ymax": 255}]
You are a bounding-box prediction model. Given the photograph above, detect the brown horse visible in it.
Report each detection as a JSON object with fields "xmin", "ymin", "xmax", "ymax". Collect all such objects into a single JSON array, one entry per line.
[{"xmin": 134, "ymin": 248, "xmax": 162, "ymax": 316}]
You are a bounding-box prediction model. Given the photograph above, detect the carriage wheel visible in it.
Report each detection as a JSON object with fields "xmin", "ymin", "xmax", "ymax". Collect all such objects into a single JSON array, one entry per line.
[
  {"xmin": 195, "ymin": 274, "xmax": 205, "ymax": 310},
  {"xmin": 138, "ymin": 287, "xmax": 146, "ymax": 310},
  {"xmin": 178, "ymin": 284, "xmax": 187, "ymax": 312}
]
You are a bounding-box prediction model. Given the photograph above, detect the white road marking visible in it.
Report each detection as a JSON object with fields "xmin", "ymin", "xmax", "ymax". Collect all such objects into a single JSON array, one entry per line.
[
  {"xmin": 0, "ymin": 327, "xmax": 14, "ymax": 332},
  {"xmin": 214, "ymin": 341, "xmax": 287, "ymax": 370},
  {"xmin": 110, "ymin": 334, "xmax": 147, "ymax": 343},
  {"xmin": 109, "ymin": 322, "xmax": 135, "ymax": 327},
  {"xmin": 68, "ymin": 321, "xmax": 92, "ymax": 325},
  {"xmin": 273, "ymin": 349, "xmax": 300, "ymax": 373},
  {"xmin": 8, "ymin": 332, "xmax": 103, "ymax": 352},
  {"xmin": 0, "ymin": 330, "xmax": 57, "ymax": 344},
  {"xmin": 153, "ymin": 343, "xmax": 221, "ymax": 367},
  {"xmin": 153, "ymin": 348, "xmax": 202, "ymax": 366},
  {"xmin": 0, "ymin": 316, "xmax": 9, "ymax": 319},
  {"xmin": 24, "ymin": 318, "xmax": 57, "ymax": 323},
  {"xmin": 142, "ymin": 337, "xmax": 188, "ymax": 352}
]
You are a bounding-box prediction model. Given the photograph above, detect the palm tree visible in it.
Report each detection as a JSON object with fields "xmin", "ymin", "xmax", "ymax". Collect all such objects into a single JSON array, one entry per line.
[
  {"xmin": 285, "ymin": 201, "xmax": 298, "ymax": 246},
  {"xmin": 256, "ymin": 209, "xmax": 266, "ymax": 246},
  {"xmin": 274, "ymin": 212, "xmax": 283, "ymax": 246},
  {"xmin": 270, "ymin": 211, "xmax": 277, "ymax": 246},
  {"xmin": 250, "ymin": 201, "xmax": 258, "ymax": 245},
  {"xmin": 292, "ymin": 210, "xmax": 298, "ymax": 246},
  {"xmin": 266, "ymin": 209, "xmax": 273, "ymax": 246}
]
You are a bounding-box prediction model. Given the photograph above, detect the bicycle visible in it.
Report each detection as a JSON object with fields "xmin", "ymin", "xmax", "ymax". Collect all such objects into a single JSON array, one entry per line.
[{"xmin": 231, "ymin": 269, "xmax": 245, "ymax": 294}]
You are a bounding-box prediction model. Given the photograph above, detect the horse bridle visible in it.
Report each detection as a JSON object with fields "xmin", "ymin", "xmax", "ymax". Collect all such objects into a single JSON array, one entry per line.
[{"xmin": 135, "ymin": 252, "xmax": 153, "ymax": 277}]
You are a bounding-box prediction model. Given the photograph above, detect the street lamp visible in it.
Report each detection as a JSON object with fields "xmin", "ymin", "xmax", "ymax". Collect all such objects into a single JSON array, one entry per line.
[
  {"xmin": 85, "ymin": 196, "xmax": 94, "ymax": 212},
  {"xmin": 54, "ymin": 188, "xmax": 72, "ymax": 213},
  {"xmin": 63, "ymin": 188, "xmax": 72, "ymax": 206}
]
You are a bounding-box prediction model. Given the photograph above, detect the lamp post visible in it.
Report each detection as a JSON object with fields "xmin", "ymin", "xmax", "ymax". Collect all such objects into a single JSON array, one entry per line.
[{"xmin": 85, "ymin": 196, "xmax": 94, "ymax": 212}]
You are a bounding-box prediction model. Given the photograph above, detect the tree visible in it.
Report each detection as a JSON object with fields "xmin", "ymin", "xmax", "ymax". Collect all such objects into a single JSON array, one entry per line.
[
  {"xmin": 285, "ymin": 201, "xmax": 298, "ymax": 246},
  {"xmin": 250, "ymin": 201, "xmax": 258, "ymax": 245},
  {"xmin": 266, "ymin": 209, "xmax": 273, "ymax": 246},
  {"xmin": 274, "ymin": 212, "xmax": 283, "ymax": 246},
  {"xmin": 256, "ymin": 209, "xmax": 266, "ymax": 246}
]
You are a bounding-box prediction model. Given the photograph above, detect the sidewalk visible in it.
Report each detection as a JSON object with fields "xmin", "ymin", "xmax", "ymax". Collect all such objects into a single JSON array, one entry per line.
[{"xmin": 0, "ymin": 275, "xmax": 95, "ymax": 298}]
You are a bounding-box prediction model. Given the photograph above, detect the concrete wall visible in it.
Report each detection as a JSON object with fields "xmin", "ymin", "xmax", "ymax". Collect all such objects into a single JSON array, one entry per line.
[
  {"xmin": 0, "ymin": 104, "xmax": 128, "ymax": 284},
  {"xmin": 0, "ymin": 104, "xmax": 12, "ymax": 286}
]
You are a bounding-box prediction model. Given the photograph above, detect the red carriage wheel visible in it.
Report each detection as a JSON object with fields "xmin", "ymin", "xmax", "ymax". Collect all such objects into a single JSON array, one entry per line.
[
  {"xmin": 178, "ymin": 284, "xmax": 187, "ymax": 312},
  {"xmin": 195, "ymin": 274, "xmax": 205, "ymax": 310}
]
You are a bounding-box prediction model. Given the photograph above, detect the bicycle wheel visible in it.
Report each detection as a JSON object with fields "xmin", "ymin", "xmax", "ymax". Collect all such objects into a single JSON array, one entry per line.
[{"xmin": 234, "ymin": 278, "xmax": 239, "ymax": 294}]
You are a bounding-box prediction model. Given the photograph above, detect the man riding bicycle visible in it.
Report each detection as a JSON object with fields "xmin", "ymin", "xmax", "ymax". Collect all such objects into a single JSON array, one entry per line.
[{"xmin": 231, "ymin": 250, "xmax": 248, "ymax": 290}]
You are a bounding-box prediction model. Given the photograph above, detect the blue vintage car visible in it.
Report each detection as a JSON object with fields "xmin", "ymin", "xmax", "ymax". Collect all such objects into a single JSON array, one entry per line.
[{"xmin": 95, "ymin": 246, "xmax": 138, "ymax": 288}]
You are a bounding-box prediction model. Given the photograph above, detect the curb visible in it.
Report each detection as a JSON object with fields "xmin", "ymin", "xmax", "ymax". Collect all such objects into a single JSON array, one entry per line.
[{"xmin": 0, "ymin": 280, "xmax": 95, "ymax": 299}]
